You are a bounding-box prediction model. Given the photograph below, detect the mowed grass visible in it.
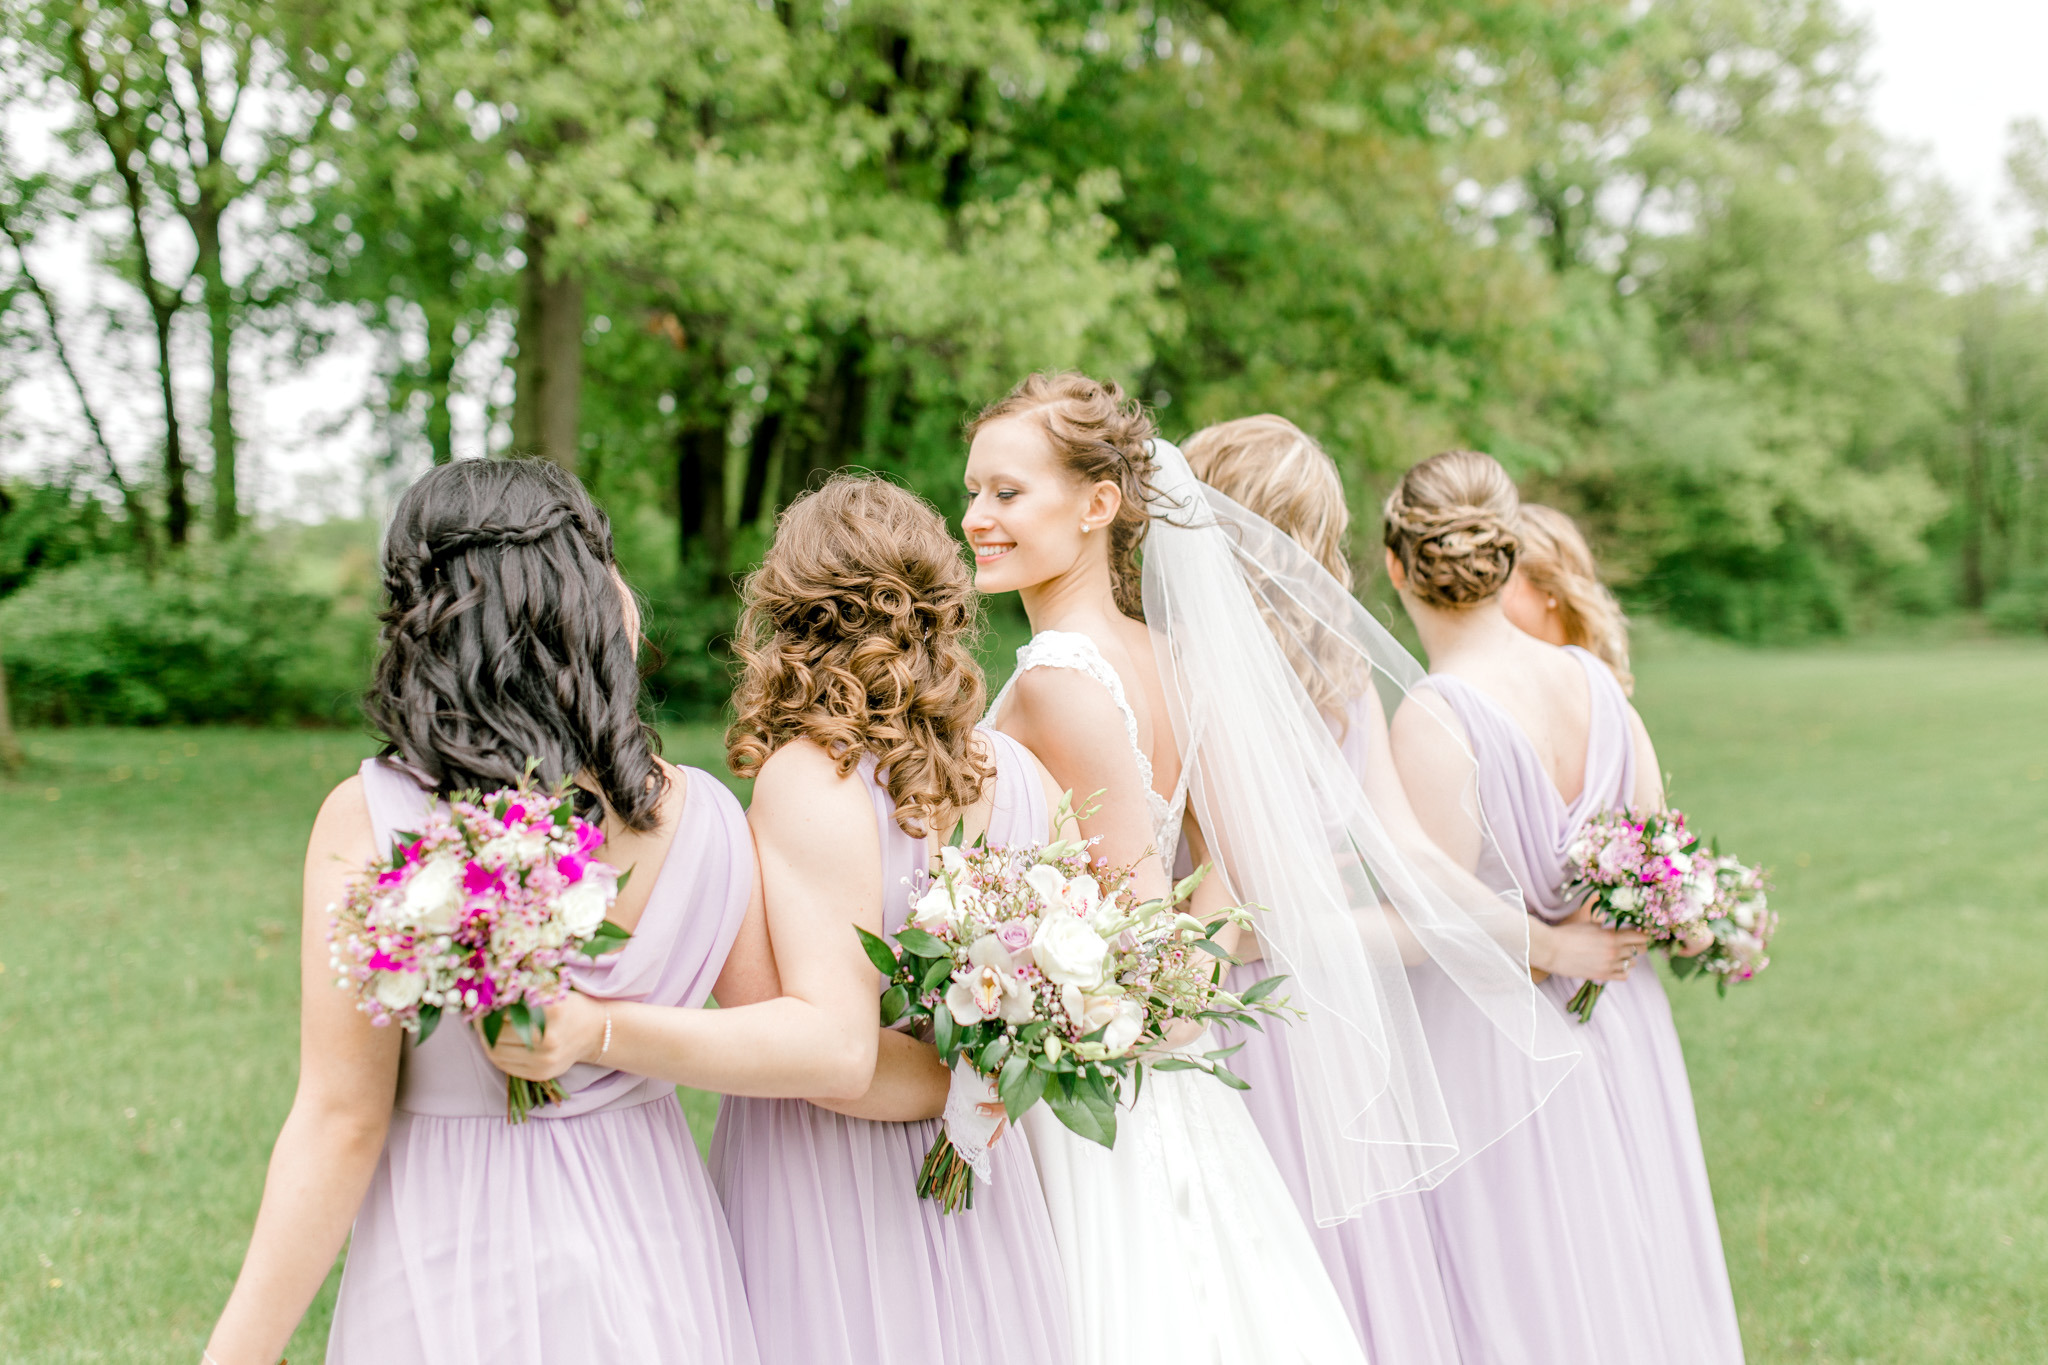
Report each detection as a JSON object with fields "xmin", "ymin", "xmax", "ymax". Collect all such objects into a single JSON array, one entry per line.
[{"xmin": 0, "ymin": 636, "xmax": 2042, "ymax": 1362}]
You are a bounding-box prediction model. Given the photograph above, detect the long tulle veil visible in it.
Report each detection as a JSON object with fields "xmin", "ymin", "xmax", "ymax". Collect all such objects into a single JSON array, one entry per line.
[{"xmin": 1142, "ymin": 439, "xmax": 1580, "ymax": 1222}]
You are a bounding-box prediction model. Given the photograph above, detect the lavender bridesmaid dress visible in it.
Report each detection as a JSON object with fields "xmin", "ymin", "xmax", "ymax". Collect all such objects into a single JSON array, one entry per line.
[
  {"xmin": 327, "ymin": 759, "xmax": 759, "ymax": 1365},
  {"xmin": 709, "ymin": 730, "xmax": 1072, "ymax": 1365},
  {"xmin": 1219, "ymin": 698, "xmax": 1461, "ymax": 1365},
  {"xmin": 1417, "ymin": 647, "xmax": 1745, "ymax": 1364}
]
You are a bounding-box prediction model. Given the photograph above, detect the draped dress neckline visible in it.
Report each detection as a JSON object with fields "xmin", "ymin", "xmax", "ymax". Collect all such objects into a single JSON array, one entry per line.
[{"xmin": 1423, "ymin": 647, "xmax": 1637, "ymax": 923}]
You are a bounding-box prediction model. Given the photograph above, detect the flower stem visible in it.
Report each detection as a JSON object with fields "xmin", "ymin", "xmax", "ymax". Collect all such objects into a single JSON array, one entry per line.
[
  {"xmin": 916, "ymin": 1133, "xmax": 977, "ymax": 1213},
  {"xmin": 1567, "ymin": 980, "xmax": 1604, "ymax": 1024}
]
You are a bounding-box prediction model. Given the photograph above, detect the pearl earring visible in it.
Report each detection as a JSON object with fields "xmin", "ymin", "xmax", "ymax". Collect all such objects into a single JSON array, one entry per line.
[{"xmin": 1080, "ymin": 523, "xmax": 1091, "ymax": 533}]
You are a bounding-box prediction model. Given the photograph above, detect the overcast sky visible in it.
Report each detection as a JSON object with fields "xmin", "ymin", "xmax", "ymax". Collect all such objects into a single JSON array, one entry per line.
[{"xmin": 1846, "ymin": 0, "xmax": 2048, "ymax": 236}]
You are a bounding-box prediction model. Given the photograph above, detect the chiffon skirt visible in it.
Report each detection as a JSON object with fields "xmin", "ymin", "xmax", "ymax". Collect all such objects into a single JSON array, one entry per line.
[
  {"xmin": 1222, "ymin": 964, "xmax": 1461, "ymax": 1365},
  {"xmin": 710, "ymin": 1096, "xmax": 1072, "ymax": 1365},
  {"xmin": 1419, "ymin": 965, "xmax": 1745, "ymax": 1364},
  {"xmin": 1022, "ymin": 1039, "xmax": 1368, "ymax": 1365},
  {"xmin": 328, "ymin": 1096, "xmax": 757, "ymax": 1365}
]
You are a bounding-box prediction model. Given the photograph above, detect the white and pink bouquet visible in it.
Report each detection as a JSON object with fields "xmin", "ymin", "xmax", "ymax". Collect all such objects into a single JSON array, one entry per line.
[
  {"xmin": 1669, "ymin": 852, "xmax": 1776, "ymax": 994},
  {"xmin": 1561, "ymin": 808, "xmax": 1773, "ymax": 1021},
  {"xmin": 860, "ymin": 794, "xmax": 1290, "ymax": 1211},
  {"xmin": 330, "ymin": 775, "xmax": 630, "ymax": 1121}
]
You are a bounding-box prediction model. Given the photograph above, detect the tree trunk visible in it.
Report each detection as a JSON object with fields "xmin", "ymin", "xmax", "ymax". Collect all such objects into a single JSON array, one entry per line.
[
  {"xmin": 0, "ymin": 636, "xmax": 23, "ymax": 775},
  {"xmin": 512, "ymin": 227, "xmax": 584, "ymax": 472},
  {"xmin": 425, "ymin": 303, "xmax": 457, "ymax": 465},
  {"xmin": 741, "ymin": 406, "xmax": 783, "ymax": 528},
  {"xmin": 677, "ymin": 418, "xmax": 731, "ymax": 583},
  {"xmin": 194, "ymin": 209, "xmax": 239, "ymax": 539}
]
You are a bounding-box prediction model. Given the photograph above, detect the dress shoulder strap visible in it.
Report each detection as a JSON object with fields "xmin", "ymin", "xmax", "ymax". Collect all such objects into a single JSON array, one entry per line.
[{"xmin": 990, "ymin": 630, "xmax": 1147, "ymax": 774}]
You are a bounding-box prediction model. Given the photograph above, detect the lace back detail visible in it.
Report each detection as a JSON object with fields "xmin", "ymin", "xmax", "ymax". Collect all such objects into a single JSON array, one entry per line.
[{"xmin": 989, "ymin": 630, "xmax": 1182, "ymax": 868}]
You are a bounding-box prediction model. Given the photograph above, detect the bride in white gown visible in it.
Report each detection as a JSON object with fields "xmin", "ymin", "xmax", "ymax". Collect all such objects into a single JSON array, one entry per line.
[{"xmin": 965, "ymin": 374, "xmax": 1579, "ymax": 1364}]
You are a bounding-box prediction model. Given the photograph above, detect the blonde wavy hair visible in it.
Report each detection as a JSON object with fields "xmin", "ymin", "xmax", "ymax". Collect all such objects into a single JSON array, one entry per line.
[
  {"xmin": 969, "ymin": 371, "xmax": 1158, "ymax": 619},
  {"xmin": 726, "ymin": 475, "xmax": 993, "ymax": 836},
  {"xmin": 1183, "ymin": 414, "xmax": 1352, "ymax": 587},
  {"xmin": 1184, "ymin": 414, "xmax": 1368, "ymax": 722},
  {"xmin": 1515, "ymin": 503, "xmax": 1635, "ymax": 695},
  {"xmin": 1382, "ymin": 449, "xmax": 1520, "ymax": 609}
]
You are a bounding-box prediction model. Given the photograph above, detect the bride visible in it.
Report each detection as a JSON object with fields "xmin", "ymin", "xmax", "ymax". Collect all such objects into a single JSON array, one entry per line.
[{"xmin": 965, "ymin": 373, "xmax": 1577, "ymax": 1363}]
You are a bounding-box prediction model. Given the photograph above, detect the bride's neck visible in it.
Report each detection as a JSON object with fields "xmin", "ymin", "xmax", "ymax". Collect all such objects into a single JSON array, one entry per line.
[{"xmin": 1019, "ymin": 553, "xmax": 1123, "ymax": 636}]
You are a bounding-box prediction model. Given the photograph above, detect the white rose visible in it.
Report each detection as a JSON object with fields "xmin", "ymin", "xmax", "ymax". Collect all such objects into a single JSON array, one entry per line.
[
  {"xmin": 1101, "ymin": 999, "xmax": 1144, "ymax": 1055},
  {"xmin": 910, "ymin": 881, "xmax": 958, "ymax": 933},
  {"xmin": 398, "ymin": 857, "xmax": 465, "ymax": 934},
  {"xmin": 556, "ymin": 875, "xmax": 613, "ymax": 940},
  {"xmin": 374, "ymin": 965, "xmax": 426, "ymax": 1011},
  {"xmin": 939, "ymin": 845, "xmax": 971, "ymax": 878},
  {"xmin": 1731, "ymin": 901, "xmax": 1758, "ymax": 931},
  {"xmin": 1074, "ymin": 990, "xmax": 1121, "ymax": 1037},
  {"xmin": 1609, "ymin": 885, "xmax": 1644, "ymax": 913},
  {"xmin": 1032, "ymin": 913, "xmax": 1108, "ymax": 988}
]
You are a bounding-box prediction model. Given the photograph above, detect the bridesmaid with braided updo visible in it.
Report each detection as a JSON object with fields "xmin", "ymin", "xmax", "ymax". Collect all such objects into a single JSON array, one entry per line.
[
  {"xmin": 204, "ymin": 458, "xmax": 762, "ymax": 1364},
  {"xmin": 1383, "ymin": 451, "xmax": 1745, "ymax": 1364}
]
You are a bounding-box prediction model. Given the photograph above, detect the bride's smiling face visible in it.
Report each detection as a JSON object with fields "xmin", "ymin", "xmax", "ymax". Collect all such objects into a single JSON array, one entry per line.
[{"xmin": 962, "ymin": 416, "xmax": 1120, "ymax": 596}]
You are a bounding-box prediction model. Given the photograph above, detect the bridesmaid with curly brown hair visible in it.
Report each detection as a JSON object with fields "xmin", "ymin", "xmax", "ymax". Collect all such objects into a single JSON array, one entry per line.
[{"xmin": 706, "ymin": 474, "xmax": 1075, "ymax": 1365}]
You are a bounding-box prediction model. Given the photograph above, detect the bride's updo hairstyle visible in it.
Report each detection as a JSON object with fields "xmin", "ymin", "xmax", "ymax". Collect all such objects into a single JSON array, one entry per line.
[
  {"xmin": 1381, "ymin": 449, "xmax": 1521, "ymax": 609},
  {"xmin": 969, "ymin": 371, "xmax": 1157, "ymax": 619},
  {"xmin": 1183, "ymin": 414, "xmax": 1352, "ymax": 588},
  {"xmin": 726, "ymin": 474, "xmax": 992, "ymax": 837},
  {"xmin": 367, "ymin": 456, "xmax": 665, "ymax": 830},
  {"xmin": 1515, "ymin": 503, "xmax": 1635, "ymax": 695}
]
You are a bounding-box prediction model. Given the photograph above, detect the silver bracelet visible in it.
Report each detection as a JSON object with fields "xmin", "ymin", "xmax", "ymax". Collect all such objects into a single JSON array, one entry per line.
[{"xmin": 599, "ymin": 1011, "xmax": 613, "ymax": 1059}]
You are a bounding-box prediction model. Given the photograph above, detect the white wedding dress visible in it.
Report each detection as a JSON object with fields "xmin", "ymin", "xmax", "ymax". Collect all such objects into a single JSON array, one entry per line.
[{"xmin": 991, "ymin": 630, "xmax": 1369, "ymax": 1365}]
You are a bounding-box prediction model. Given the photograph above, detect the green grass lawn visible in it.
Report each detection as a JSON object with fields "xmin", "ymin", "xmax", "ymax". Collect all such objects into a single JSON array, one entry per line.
[{"xmin": 1, "ymin": 636, "xmax": 2043, "ymax": 1362}]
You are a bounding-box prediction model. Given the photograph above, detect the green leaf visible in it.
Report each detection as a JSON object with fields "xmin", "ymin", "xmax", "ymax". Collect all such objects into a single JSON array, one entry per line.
[
  {"xmin": 999, "ymin": 1054, "xmax": 1048, "ymax": 1120},
  {"xmin": 1045, "ymin": 1074, "xmax": 1118, "ymax": 1148},
  {"xmin": 1150, "ymin": 1056, "xmax": 1202, "ymax": 1072},
  {"xmin": 920, "ymin": 956, "xmax": 954, "ymax": 992},
  {"xmin": 1237, "ymin": 974, "xmax": 1288, "ymax": 1006},
  {"xmin": 932, "ymin": 1008, "xmax": 958, "ymax": 1060},
  {"xmin": 481, "ymin": 1009, "xmax": 505, "ymax": 1049},
  {"xmin": 414, "ymin": 1003, "xmax": 442, "ymax": 1045},
  {"xmin": 892, "ymin": 926, "xmax": 950, "ymax": 958},
  {"xmin": 1202, "ymin": 1041, "xmax": 1245, "ymax": 1062},
  {"xmin": 979, "ymin": 1034, "xmax": 1011, "ymax": 1073},
  {"xmin": 1211, "ymin": 1063, "xmax": 1251, "ymax": 1091},
  {"xmin": 1172, "ymin": 863, "xmax": 1211, "ymax": 903},
  {"xmin": 856, "ymin": 925, "xmax": 901, "ymax": 977},
  {"xmin": 878, "ymin": 984, "xmax": 911, "ymax": 1026}
]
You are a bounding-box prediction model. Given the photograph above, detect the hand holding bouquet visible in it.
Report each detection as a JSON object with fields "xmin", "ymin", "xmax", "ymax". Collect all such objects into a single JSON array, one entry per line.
[
  {"xmin": 1561, "ymin": 808, "xmax": 1774, "ymax": 1022},
  {"xmin": 859, "ymin": 794, "xmax": 1291, "ymax": 1211},
  {"xmin": 329, "ymin": 773, "xmax": 632, "ymax": 1121}
]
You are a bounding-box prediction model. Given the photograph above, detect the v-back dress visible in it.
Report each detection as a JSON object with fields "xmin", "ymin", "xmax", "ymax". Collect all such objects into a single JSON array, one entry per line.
[
  {"xmin": 1418, "ymin": 647, "xmax": 1745, "ymax": 1364},
  {"xmin": 708, "ymin": 728, "xmax": 1073, "ymax": 1365},
  {"xmin": 328, "ymin": 759, "xmax": 759, "ymax": 1365},
  {"xmin": 992, "ymin": 630, "xmax": 1368, "ymax": 1365},
  {"xmin": 1221, "ymin": 696, "xmax": 1461, "ymax": 1364}
]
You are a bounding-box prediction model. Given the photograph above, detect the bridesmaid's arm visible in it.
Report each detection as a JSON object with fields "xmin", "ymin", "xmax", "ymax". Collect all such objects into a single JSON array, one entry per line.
[
  {"xmin": 805, "ymin": 754, "xmax": 1086, "ymax": 1123},
  {"xmin": 498, "ymin": 740, "xmax": 887, "ymax": 1100},
  {"xmin": 204, "ymin": 778, "xmax": 402, "ymax": 1365}
]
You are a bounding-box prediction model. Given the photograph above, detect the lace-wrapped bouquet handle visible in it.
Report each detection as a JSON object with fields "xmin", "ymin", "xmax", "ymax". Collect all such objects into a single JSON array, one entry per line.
[
  {"xmin": 329, "ymin": 768, "xmax": 633, "ymax": 1121},
  {"xmin": 857, "ymin": 792, "xmax": 1292, "ymax": 1212}
]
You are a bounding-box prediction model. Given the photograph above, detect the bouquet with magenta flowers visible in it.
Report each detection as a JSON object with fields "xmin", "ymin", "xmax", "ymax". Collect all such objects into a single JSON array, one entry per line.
[
  {"xmin": 329, "ymin": 771, "xmax": 631, "ymax": 1121},
  {"xmin": 1560, "ymin": 809, "xmax": 1773, "ymax": 1022},
  {"xmin": 859, "ymin": 793, "xmax": 1292, "ymax": 1212}
]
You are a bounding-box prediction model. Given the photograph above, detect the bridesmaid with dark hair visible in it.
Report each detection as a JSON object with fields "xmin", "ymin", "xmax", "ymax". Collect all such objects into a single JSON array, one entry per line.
[
  {"xmin": 204, "ymin": 456, "xmax": 809, "ymax": 1364},
  {"xmin": 1383, "ymin": 450, "xmax": 1744, "ymax": 1364}
]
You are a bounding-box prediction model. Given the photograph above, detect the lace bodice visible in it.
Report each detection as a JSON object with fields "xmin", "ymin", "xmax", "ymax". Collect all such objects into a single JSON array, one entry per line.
[{"xmin": 988, "ymin": 629, "xmax": 1184, "ymax": 870}]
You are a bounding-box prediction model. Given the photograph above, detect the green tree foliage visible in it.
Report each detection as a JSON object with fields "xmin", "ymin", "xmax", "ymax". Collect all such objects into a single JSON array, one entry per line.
[{"xmin": 4, "ymin": 0, "xmax": 2047, "ymax": 727}]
